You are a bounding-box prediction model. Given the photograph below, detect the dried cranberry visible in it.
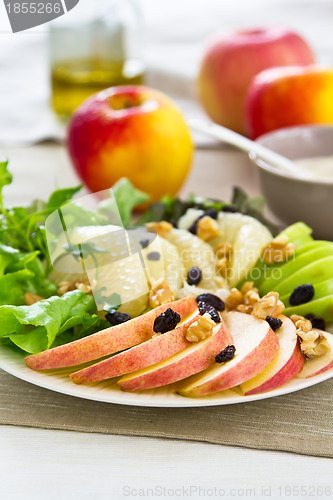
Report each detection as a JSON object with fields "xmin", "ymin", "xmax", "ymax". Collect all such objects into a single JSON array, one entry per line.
[
  {"xmin": 198, "ymin": 301, "xmax": 220, "ymax": 323},
  {"xmin": 195, "ymin": 292, "xmax": 225, "ymax": 311},
  {"xmin": 215, "ymin": 345, "xmax": 236, "ymax": 363},
  {"xmin": 188, "ymin": 209, "xmax": 219, "ymax": 234},
  {"xmin": 106, "ymin": 312, "xmax": 131, "ymax": 326},
  {"xmin": 187, "ymin": 266, "xmax": 202, "ymax": 286},
  {"xmin": 304, "ymin": 313, "xmax": 326, "ymax": 331},
  {"xmin": 266, "ymin": 316, "xmax": 283, "ymax": 331},
  {"xmin": 289, "ymin": 284, "xmax": 315, "ymax": 306},
  {"xmin": 153, "ymin": 308, "xmax": 181, "ymax": 334}
]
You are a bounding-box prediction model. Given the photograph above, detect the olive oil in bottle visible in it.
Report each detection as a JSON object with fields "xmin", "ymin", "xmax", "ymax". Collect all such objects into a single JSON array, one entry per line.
[{"xmin": 49, "ymin": 0, "xmax": 145, "ymax": 119}]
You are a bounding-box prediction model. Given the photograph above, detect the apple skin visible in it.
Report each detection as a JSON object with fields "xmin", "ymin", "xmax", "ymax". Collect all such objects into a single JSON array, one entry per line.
[
  {"xmin": 241, "ymin": 315, "xmax": 305, "ymax": 395},
  {"xmin": 67, "ymin": 86, "xmax": 193, "ymax": 202},
  {"xmin": 24, "ymin": 297, "xmax": 197, "ymax": 371},
  {"xmin": 197, "ymin": 27, "xmax": 314, "ymax": 135},
  {"xmin": 70, "ymin": 312, "xmax": 199, "ymax": 384},
  {"xmin": 243, "ymin": 342, "xmax": 304, "ymax": 395},
  {"xmin": 178, "ymin": 312, "xmax": 279, "ymax": 397},
  {"xmin": 245, "ymin": 66, "xmax": 333, "ymax": 139},
  {"xmin": 118, "ymin": 318, "xmax": 232, "ymax": 392}
]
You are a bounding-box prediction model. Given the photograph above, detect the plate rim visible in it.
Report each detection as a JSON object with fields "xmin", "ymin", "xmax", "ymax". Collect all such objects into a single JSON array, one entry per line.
[{"xmin": 1, "ymin": 344, "xmax": 333, "ymax": 408}]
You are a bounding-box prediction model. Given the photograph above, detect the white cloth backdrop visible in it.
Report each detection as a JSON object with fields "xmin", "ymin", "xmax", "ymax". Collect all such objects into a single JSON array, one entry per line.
[{"xmin": 0, "ymin": 0, "xmax": 333, "ymax": 145}]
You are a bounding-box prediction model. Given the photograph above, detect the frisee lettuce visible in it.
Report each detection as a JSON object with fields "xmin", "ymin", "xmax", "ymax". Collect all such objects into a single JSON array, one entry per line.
[{"xmin": 0, "ymin": 243, "xmax": 57, "ymax": 305}]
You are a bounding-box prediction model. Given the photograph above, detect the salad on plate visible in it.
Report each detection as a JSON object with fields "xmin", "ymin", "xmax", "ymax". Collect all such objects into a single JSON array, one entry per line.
[{"xmin": 0, "ymin": 158, "xmax": 332, "ymax": 405}]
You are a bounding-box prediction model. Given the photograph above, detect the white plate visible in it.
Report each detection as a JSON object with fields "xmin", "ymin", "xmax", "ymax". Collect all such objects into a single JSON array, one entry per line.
[{"xmin": 1, "ymin": 343, "xmax": 333, "ymax": 407}]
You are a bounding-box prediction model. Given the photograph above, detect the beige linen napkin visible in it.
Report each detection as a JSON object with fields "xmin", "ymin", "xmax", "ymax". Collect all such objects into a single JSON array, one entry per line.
[{"xmin": 1, "ymin": 369, "xmax": 332, "ymax": 458}]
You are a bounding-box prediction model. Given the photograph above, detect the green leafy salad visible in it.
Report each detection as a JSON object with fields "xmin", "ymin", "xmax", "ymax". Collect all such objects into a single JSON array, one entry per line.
[{"xmin": 0, "ymin": 159, "xmax": 288, "ymax": 357}]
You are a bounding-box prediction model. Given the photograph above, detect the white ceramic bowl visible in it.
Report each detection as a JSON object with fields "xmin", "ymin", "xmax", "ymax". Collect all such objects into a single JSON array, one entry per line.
[{"xmin": 251, "ymin": 125, "xmax": 333, "ymax": 240}]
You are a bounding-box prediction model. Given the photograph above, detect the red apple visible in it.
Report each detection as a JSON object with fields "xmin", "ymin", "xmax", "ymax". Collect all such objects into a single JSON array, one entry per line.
[
  {"xmin": 245, "ymin": 65, "xmax": 333, "ymax": 139},
  {"xmin": 197, "ymin": 27, "xmax": 314, "ymax": 135},
  {"xmin": 67, "ymin": 86, "xmax": 193, "ymax": 202}
]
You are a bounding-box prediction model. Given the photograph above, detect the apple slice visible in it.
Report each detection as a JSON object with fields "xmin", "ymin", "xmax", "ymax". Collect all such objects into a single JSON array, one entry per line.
[
  {"xmin": 178, "ymin": 311, "xmax": 279, "ymax": 398},
  {"xmin": 70, "ymin": 311, "xmax": 199, "ymax": 384},
  {"xmin": 25, "ymin": 297, "xmax": 197, "ymax": 370},
  {"xmin": 298, "ymin": 330, "xmax": 333, "ymax": 378},
  {"xmin": 284, "ymin": 295, "xmax": 333, "ymax": 323},
  {"xmin": 272, "ymin": 256, "xmax": 333, "ymax": 297},
  {"xmin": 118, "ymin": 318, "xmax": 232, "ymax": 392},
  {"xmin": 259, "ymin": 245, "xmax": 333, "ymax": 296},
  {"xmin": 240, "ymin": 315, "xmax": 304, "ymax": 395}
]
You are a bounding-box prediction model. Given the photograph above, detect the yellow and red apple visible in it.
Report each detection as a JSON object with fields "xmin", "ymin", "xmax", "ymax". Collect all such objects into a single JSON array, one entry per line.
[
  {"xmin": 25, "ymin": 297, "xmax": 197, "ymax": 370},
  {"xmin": 178, "ymin": 311, "xmax": 279, "ymax": 397},
  {"xmin": 118, "ymin": 317, "xmax": 232, "ymax": 392},
  {"xmin": 197, "ymin": 27, "xmax": 314, "ymax": 135},
  {"xmin": 67, "ymin": 86, "xmax": 193, "ymax": 201},
  {"xmin": 71, "ymin": 311, "xmax": 199, "ymax": 384},
  {"xmin": 245, "ymin": 66, "xmax": 333, "ymax": 139},
  {"xmin": 240, "ymin": 315, "xmax": 304, "ymax": 395}
]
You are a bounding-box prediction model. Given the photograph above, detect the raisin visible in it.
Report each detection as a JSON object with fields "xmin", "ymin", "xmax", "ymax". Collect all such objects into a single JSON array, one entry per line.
[
  {"xmin": 204, "ymin": 208, "xmax": 219, "ymax": 219},
  {"xmin": 215, "ymin": 345, "xmax": 236, "ymax": 363},
  {"xmin": 289, "ymin": 284, "xmax": 315, "ymax": 306},
  {"xmin": 188, "ymin": 209, "xmax": 219, "ymax": 234},
  {"xmin": 304, "ymin": 313, "xmax": 326, "ymax": 331},
  {"xmin": 140, "ymin": 239, "xmax": 149, "ymax": 249},
  {"xmin": 222, "ymin": 204, "xmax": 239, "ymax": 213},
  {"xmin": 147, "ymin": 251, "xmax": 161, "ymax": 261},
  {"xmin": 188, "ymin": 222, "xmax": 198, "ymax": 235},
  {"xmin": 105, "ymin": 312, "xmax": 131, "ymax": 326},
  {"xmin": 198, "ymin": 301, "xmax": 220, "ymax": 323},
  {"xmin": 195, "ymin": 292, "xmax": 225, "ymax": 311},
  {"xmin": 266, "ymin": 316, "xmax": 283, "ymax": 331},
  {"xmin": 153, "ymin": 308, "xmax": 181, "ymax": 333},
  {"xmin": 187, "ymin": 266, "xmax": 202, "ymax": 286}
]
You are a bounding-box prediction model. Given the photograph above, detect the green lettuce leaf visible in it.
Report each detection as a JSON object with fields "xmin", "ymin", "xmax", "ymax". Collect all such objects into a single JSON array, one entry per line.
[
  {"xmin": 53, "ymin": 314, "xmax": 109, "ymax": 347},
  {"xmin": 0, "ymin": 290, "xmax": 96, "ymax": 353},
  {"xmin": 47, "ymin": 186, "xmax": 82, "ymax": 210},
  {"xmin": 99, "ymin": 178, "xmax": 150, "ymax": 227}
]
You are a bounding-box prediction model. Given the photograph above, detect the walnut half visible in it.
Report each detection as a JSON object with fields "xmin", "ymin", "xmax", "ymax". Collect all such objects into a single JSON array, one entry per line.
[
  {"xmin": 146, "ymin": 221, "xmax": 173, "ymax": 238},
  {"xmin": 197, "ymin": 216, "xmax": 221, "ymax": 241},
  {"xmin": 252, "ymin": 291, "xmax": 285, "ymax": 319},
  {"xmin": 185, "ymin": 313, "xmax": 216, "ymax": 343},
  {"xmin": 262, "ymin": 235, "xmax": 296, "ymax": 264},
  {"xmin": 290, "ymin": 314, "xmax": 331, "ymax": 358},
  {"xmin": 58, "ymin": 279, "xmax": 95, "ymax": 296},
  {"xmin": 148, "ymin": 279, "xmax": 175, "ymax": 308},
  {"xmin": 24, "ymin": 293, "xmax": 44, "ymax": 305}
]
